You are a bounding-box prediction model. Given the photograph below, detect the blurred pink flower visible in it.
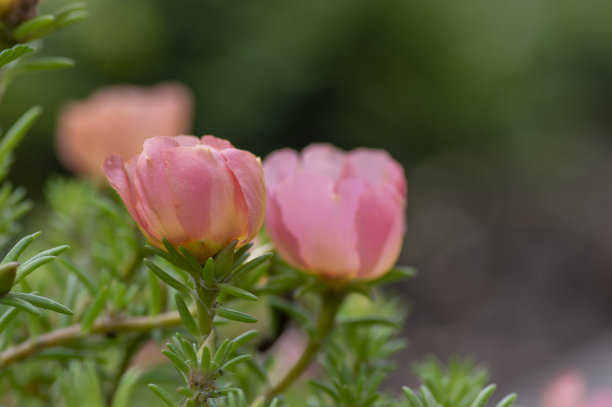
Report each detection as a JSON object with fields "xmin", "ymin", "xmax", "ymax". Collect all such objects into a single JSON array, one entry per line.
[
  {"xmin": 541, "ymin": 371, "xmax": 612, "ymax": 407},
  {"xmin": 56, "ymin": 83, "xmax": 192, "ymax": 180},
  {"xmin": 264, "ymin": 143, "xmax": 406, "ymax": 281},
  {"xmin": 103, "ymin": 135, "xmax": 266, "ymax": 262}
]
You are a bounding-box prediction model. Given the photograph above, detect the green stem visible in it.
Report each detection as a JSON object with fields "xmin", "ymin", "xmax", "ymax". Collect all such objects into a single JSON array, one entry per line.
[
  {"xmin": 265, "ymin": 288, "xmax": 346, "ymax": 402},
  {"xmin": 193, "ymin": 278, "xmax": 217, "ymax": 338}
]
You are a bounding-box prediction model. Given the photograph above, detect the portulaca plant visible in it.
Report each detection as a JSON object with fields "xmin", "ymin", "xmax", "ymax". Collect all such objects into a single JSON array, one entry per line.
[{"xmin": 0, "ymin": 1, "xmax": 519, "ymax": 406}]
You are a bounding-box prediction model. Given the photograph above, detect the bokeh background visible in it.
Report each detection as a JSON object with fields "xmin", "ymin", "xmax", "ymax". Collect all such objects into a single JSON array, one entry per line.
[{"xmin": 3, "ymin": 0, "xmax": 612, "ymax": 403}]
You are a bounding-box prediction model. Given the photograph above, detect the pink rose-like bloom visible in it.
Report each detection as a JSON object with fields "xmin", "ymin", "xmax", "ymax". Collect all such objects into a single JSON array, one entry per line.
[
  {"xmin": 103, "ymin": 135, "xmax": 266, "ymax": 262},
  {"xmin": 541, "ymin": 371, "xmax": 612, "ymax": 407},
  {"xmin": 57, "ymin": 83, "xmax": 193, "ymax": 180},
  {"xmin": 264, "ymin": 143, "xmax": 406, "ymax": 281}
]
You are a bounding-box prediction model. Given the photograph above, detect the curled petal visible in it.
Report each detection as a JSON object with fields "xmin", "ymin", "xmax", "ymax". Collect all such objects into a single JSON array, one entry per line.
[{"xmin": 221, "ymin": 148, "xmax": 266, "ymax": 242}]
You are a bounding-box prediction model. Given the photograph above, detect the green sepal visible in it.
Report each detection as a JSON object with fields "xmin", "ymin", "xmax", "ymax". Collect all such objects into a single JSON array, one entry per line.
[
  {"xmin": 160, "ymin": 238, "xmax": 194, "ymax": 271},
  {"xmin": 214, "ymin": 240, "xmax": 237, "ymax": 278},
  {"xmin": 177, "ymin": 246, "xmax": 203, "ymax": 275},
  {"xmin": 233, "ymin": 242, "xmax": 253, "ymax": 265},
  {"xmin": 202, "ymin": 257, "xmax": 216, "ymax": 288},
  {"xmin": 231, "ymin": 252, "xmax": 273, "ymax": 280}
]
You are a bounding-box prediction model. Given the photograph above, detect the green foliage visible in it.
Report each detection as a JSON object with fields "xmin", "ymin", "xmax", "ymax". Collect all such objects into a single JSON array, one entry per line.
[
  {"xmin": 402, "ymin": 359, "xmax": 517, "ymax": 407},
  {"xmin": 309, "ymin": 301, "xmax": 407, "ymax": 407}
]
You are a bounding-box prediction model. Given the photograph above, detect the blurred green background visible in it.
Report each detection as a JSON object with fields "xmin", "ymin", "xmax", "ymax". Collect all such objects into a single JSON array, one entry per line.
[{"xmin": 3, "ymin": 0, "xmax": 612, "ymax": 394}]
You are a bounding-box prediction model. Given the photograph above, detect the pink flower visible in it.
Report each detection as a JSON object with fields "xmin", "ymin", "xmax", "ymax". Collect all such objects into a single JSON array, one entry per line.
[
  {"xmin": 103, "ymin": 135, "xmax": 266, "ymax": 262},
  {"xmin": 541, "ymin": 371, "xmax": 612, "ymax": 407},
  {"xmin": 56, "ymin": 83, "xmax": 193, "ymax": 180},
  {"xmin": 263, "ymin": 143, "xmax": 406, "ymax": 281}
]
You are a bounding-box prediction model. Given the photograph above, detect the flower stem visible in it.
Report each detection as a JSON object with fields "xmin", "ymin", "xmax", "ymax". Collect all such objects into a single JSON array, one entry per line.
[{"xmin": 264, "ymin": 288, "xmax": 346, "ymax": 402}]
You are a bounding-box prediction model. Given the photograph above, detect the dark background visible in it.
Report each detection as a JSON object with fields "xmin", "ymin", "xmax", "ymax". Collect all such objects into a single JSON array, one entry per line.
[{"xmin": 2, "ymin": 0, "xmax": 612, "ymax": 398}]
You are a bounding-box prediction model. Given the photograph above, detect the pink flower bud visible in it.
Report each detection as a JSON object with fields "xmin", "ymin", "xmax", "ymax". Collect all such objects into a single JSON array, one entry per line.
[
  {"xmin": 56, "ymin": 83, "xmax": 193, "ymax": 181},
  {"xmin": 263, "ymin": 143, "xmax": 406, "ymax": 281},
  {"xmin": 103, "ymin": 135, "xmax": 266, "ymax": 262}
]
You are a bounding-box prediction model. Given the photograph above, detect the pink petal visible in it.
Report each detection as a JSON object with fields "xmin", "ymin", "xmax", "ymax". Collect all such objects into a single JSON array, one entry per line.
[
  {"xmin": 220, "ymin": 148, "xmax": 266, "ymax": 242},
  {"xmin": 103, "ymin": 155, "xmax": 157, "ymax": 242},
  {"xmin": 201, "ymin": 135, "xmax": 234, "ymax": 150},
  {"xmin": 163, "ymin": 145, "xmax": 247, "ymax": 246},
  {"xmin": 133, "ymin": 137, "xmax": 186, "ymax": 243},
  {"xmin": 302, "ymin": 143, "xmax": 346, "ymax": 181},
  {"xmin": 174, "ymin": 135, "xmax": 202, "ymax": 147},
  {"xmin": 344, "ymin": 148, "xmax": 406, "ymax": 196},
  {"xmin": 354, "ymin": 184, "xmax": 406, "ymax": 279},
  {"xmin": 274, "ymin": 172, "xmax": 365, "ymax": 279},
  {"xmin": 265, "ymin": 192, "xmax": 308, "ymax": 270},
  {"xmin": 263, "ymin": 148, "xmax": 299, "ymax": 191},
  {"xmin": 103, "ymin": 155, "xmax": 137, "ymax": 217}
]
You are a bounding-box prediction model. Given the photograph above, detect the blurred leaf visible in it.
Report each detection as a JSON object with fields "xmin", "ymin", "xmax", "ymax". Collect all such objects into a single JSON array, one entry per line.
[
  {"xmin": 81, "ymin": 285, "xmax": 108, "ymax": 331},
  {"xmin": 0, "ymin": 45, "xmax": 33, "ymax": 68},
  {"xmin": 0, "ymin": 307, "xmax": 20, "ymax": 333},
  {"xmin": 0, "ymin": 106, "xmax": 42, "ymax": 173},
  {"xmin": 12, "ymin": 15, "xmax": 56, "ymax": 41},
  {"xmin": 13, "ymin": 57, "xmax": 74, "ymax": 74}
]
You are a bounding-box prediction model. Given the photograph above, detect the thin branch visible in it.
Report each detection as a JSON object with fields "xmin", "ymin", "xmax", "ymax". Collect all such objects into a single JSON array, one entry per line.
[{"xmin": 0, "ymin": 309, "xmax": 184, "ymax": 368}]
